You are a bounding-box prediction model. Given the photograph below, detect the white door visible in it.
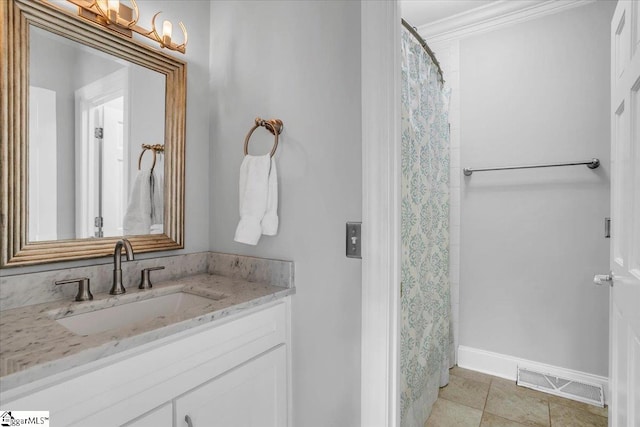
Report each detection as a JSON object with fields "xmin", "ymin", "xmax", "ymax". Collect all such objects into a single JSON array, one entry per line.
[
  {"xmin": 607, "ymin": 1, "xmax": 640, "ymax": 425},
  {"xmin": 101, "ymin": 96, "xmax": 126, "ymax": 237},
  {"xmin": 75, "ymin": 68, "xmax": 129, "ymax": 238}
]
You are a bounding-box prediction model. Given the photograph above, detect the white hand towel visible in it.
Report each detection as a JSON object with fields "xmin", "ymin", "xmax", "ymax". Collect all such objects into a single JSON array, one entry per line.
[
  {"xmin": 151, "ymin": 171, "xmax": 164, "ymax": 227},
  {"xmin": 234, "ymin": 154, "xmax": 275, "ymax": 245},
  {"xmin": 123, "ymin": 170, "xmax": 153, "ymax": 235},
  {"xmin": 261, "ymin": 157, "xmax": 278, "ymax": 235}
]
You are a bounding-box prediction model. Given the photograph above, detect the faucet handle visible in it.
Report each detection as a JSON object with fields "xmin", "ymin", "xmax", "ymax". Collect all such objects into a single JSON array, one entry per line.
[
  {"xmin": 139, "ymin": 266, "xmax": 165, "ymax": 290},
  {"xmin": 55, "ymin": 278, "xmax": 93, "ymax": 301}
]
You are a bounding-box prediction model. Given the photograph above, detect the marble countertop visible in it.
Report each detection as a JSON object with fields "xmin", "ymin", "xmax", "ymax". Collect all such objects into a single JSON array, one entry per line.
[{"xmin": 0, "ymin": 273, "xmax": 294, "ymax": 392}]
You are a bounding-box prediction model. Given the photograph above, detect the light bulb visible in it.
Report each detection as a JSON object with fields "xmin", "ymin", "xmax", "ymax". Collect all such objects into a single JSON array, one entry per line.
[
  {"xmin": 162, "ymin": 20, "xmax": 172, "ymax": 45},
  {"xmin": 107, "ymin": 0, "xmax": 119, "ymax": 22}
]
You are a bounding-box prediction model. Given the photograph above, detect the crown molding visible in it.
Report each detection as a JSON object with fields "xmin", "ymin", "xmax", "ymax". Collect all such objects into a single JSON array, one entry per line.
[{"xmin": 418, "ymin": 0, "xmax": 596, "ymax": 44}]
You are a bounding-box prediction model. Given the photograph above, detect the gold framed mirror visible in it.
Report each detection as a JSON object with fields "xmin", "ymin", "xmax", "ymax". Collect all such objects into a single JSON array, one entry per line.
[{"xmin": 1, "ymin": 0, "xmax": 186, "ymax": 267}]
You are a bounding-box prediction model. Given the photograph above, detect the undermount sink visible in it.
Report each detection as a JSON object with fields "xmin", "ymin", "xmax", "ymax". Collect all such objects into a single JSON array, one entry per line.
[{"xmin": 56, "ymin": 292, "xmax": 221, "ymax": 336}]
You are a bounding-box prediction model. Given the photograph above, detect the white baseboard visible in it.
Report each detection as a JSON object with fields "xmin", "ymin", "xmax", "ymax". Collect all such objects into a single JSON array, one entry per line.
[{"xmin": 457, "ymin": 345, "xmax": 609, "ymax": 404}]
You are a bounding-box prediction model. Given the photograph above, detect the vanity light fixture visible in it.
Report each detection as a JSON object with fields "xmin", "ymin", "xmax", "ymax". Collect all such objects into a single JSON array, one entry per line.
[{"xmin": 67, "ymin": 0, "xmax": 188, "ymax": 54}]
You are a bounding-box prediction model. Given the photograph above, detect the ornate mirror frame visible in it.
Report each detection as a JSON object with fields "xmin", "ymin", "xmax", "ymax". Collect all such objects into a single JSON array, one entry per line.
[{"xmin": 1, "ymin": 0, "xmax": 186, "ymax": 267}]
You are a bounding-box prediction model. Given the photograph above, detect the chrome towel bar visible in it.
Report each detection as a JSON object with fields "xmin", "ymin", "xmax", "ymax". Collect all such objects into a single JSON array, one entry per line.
[{"xmin": 463, "ymin": 158, "xmax": 600, "ymax": 176}]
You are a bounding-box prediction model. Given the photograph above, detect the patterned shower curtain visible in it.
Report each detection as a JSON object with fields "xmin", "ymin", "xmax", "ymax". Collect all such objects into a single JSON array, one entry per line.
[{"xmin": 400, "ymin": 26, "xmax": 452, "ymax": 427}]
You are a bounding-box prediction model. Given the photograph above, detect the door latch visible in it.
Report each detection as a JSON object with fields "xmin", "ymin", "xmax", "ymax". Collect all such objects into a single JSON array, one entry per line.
[{"xmin": 593, "ymin": 272, "xmax": 614, "ymax": 286}]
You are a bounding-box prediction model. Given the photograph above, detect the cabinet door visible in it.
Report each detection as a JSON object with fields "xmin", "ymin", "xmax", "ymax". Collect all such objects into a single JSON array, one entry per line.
[
  {"xmin": 176, "ymin": 345, "xmax": 287, "ymax": 427},
  {"xmin": 122, "ymin": 403, "xmax": 172, "ymax": 427}
]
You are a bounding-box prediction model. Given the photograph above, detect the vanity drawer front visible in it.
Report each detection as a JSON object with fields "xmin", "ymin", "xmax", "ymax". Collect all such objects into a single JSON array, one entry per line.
[{"xmin": 2, "ymin": 301, "xmax": 288, "ymax": 427}]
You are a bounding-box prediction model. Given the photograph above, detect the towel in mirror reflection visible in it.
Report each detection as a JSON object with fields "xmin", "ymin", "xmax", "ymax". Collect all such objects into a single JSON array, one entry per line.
[{"xmin": 123, "ymin": 170, "xmax": 164, "ymax": 235}]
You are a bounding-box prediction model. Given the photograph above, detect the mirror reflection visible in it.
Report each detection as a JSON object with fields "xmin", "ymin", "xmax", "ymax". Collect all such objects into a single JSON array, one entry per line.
[{"xmin": 28, "ymin": 25, "xmax": 166, "ymax": 242}]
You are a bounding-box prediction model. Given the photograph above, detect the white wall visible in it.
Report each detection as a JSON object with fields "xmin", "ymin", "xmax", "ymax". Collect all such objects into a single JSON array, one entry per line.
[
  {"xmin": 208, "ymin": 1, "xmax": 362, "ymax": 425},
  {"xmin": 459, "ymin": 1, "xmax": 615, "ymax": 376}
]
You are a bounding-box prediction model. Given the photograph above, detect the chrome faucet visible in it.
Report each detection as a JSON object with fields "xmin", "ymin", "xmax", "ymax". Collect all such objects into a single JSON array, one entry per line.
[{"xmin": 110, "ymin": 239, "xmax": 135, "ymax": 295}]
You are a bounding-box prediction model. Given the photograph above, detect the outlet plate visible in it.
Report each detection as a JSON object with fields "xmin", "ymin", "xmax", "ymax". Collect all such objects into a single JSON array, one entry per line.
[{"xmin": 346, "ymin": 222, "xmax": 362, "ymax": 259}]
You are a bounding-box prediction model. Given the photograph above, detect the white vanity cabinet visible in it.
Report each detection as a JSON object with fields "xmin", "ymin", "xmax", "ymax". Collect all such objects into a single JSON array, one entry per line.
[{"xmin": 1, "ymin": 300, "xmax": 290, "ymax": 427}]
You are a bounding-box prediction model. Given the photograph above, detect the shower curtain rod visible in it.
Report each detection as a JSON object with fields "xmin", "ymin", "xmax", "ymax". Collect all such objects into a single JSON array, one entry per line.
[{"xmin": 401, "ymin": 19, "xmax": 445, "ymax": 84}]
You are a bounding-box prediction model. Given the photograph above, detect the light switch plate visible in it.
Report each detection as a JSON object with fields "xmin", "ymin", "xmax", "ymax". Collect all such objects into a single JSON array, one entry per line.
[{"xmin": 346, "ymin": 222, "xmax": 362, "ymax": 259}]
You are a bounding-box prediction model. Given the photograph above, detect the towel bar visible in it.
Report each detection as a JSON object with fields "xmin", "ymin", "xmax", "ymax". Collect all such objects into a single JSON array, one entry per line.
[
  {"xmin": 463, "ymin": 158, "xmax": 600, "ymax": 176},
  {"xmin": 138, "ymin": 143, "xmax": 165, "ymax": 172},
  {"xmin": 244, "ymin": 117, "xmax": 283, "ymax": 157}
]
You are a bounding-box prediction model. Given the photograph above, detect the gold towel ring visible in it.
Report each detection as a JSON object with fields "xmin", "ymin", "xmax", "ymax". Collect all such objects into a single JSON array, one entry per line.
[
  {"xmin": 138, "ymin": 144, "xmax": 165, "ymax": 173},
  {"xmin": 244, "ymin": 117, "xmax": 284, "ymax": 157}
]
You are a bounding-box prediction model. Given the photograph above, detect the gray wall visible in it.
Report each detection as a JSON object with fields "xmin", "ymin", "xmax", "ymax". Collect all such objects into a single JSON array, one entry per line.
[
  {"xmin": 129, "ymin": 65, "xmax": 166, "ymax": 199},
  {"xmin": 124, "ymin": 2, "xmax": 212, "ymax": 252},
  {"xmin": 459, "ymin": 1, "xmax": 614, "ymax": 376},
  {"xmin": 30, "ymin": 29, "xmax": 85, "ymax": 240},
  {"xmin": 208, "ymin": 1, "xmax": 362, "ymax": 425}
]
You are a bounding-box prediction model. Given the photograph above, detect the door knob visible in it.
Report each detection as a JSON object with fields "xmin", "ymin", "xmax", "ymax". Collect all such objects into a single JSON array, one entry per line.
[{"xmin": 593, "ymin": 272, "xmax": 614, "ymax": 286}]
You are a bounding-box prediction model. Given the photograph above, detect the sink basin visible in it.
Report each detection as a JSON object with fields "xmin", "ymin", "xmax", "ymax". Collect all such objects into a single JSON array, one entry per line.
[{"xmin": 56, "ymin": 292, "xmax": 219, "ymax": 336}]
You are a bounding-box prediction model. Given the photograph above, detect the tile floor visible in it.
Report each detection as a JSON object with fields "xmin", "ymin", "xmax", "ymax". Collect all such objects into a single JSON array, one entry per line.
[{"xmin": 425, "ymin": 366, "xmax": 608, "ymax": 427}]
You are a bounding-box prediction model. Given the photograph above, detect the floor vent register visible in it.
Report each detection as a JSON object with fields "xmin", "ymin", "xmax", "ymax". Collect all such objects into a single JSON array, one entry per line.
[{"xmin": 516, "ymin": 367, "xmax": 605, "ymax": 407}]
